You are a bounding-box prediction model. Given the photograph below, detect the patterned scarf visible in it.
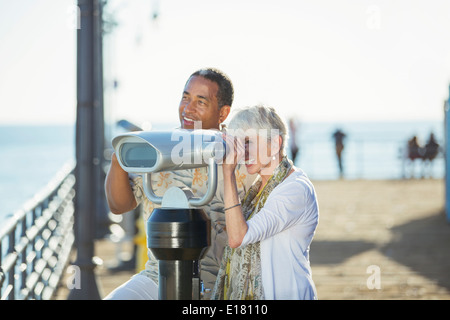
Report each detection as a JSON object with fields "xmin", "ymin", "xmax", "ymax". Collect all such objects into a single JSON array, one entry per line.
[{"xmin": 211, "ymin": 156, "xmax": 293, "ymax": 300}]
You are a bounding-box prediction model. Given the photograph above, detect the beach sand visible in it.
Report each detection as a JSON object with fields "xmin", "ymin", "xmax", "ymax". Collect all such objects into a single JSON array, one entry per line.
[{"xmin": 53, "ymin": 178, "xmax": 450, "ymax": 300}]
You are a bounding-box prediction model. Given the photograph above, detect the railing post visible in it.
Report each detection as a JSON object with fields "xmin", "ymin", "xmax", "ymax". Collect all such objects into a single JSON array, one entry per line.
[
  {"xmin": 68, "ymin": 0, "xmax": 103, "ymax": 300},
  {"xmin": 7, "ymin": 232, "xmax": 15, "ymax": 300},
  {"xmin": 20, "ymin": 218, "xmax": 27, "ymax": 295}
]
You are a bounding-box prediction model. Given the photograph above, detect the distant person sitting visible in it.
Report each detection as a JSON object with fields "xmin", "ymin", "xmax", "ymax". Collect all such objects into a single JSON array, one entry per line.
[
  {"xmin": 423, "ymin": 133, "xmax": 439, "ymax": 161},
  {"xmin": 422, "ymin": 133, "xmax": 440, "ymax": 178},
  {"xmin": 407, "ymin": 136, "xmax": 422, "ymax": 161},
  {"xmin": 332, "ymin": 129, "xmax": 346, "ymax": 178},
  {"xmin": 406, "ymin": 135, "xmax": 424, "ymax": 178}
]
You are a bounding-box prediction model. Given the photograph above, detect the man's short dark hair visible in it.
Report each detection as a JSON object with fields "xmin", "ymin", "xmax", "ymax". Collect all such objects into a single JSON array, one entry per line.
[{"xmin": 189, "ymin": 68, "xmax": 234, "ymax": 108}]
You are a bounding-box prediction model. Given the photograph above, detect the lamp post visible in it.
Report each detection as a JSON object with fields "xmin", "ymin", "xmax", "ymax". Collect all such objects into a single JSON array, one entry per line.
[
  {"xmin": 445, "ymin": 86, "xmax": 450, "ymax": 223},
  {"xmin": 68, "ymin": 0, "xmax": 104, "ymax": 300}
]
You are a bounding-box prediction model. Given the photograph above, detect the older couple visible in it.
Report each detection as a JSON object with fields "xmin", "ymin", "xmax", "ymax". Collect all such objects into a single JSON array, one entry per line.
[{"xmin": 105, "ymin": 68, "xmax": 319, "ymax": 300}]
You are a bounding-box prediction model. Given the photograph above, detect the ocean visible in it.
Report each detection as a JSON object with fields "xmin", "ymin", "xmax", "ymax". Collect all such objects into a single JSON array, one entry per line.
[
  {"xmin": 0, "ymin": 125, "xmax": 75, "ymax": 225},
  {"xmin": 0, "ymin": 120, "xmax": 444, "ymax": 224}
]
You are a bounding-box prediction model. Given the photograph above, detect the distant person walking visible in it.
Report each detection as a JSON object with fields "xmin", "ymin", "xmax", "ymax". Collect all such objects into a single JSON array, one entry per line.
[
  {"xmin": 332, "ymin": 129, "xmax": 346, "ymax": 178},
  {"xmin": 288, "ymin": 118, "xmax": 299, "ymax": 164}
]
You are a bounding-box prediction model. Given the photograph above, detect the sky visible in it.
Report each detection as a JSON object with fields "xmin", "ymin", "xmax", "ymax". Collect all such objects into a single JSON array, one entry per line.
[{"xmin": 1, "ymin": 0, "xmax": 450, "ymax": 126}]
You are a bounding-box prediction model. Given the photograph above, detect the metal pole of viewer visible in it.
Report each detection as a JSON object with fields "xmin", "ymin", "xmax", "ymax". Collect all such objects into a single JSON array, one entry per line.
[{"xmin": 68, "ymin": 0, "xmax": 104, "ymax": 299}]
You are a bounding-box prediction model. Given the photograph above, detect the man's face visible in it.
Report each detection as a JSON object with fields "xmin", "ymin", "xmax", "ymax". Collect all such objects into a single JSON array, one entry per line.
[{"xmin": 178, "ymin": 75, "xmax": 229, "ymax": 130}]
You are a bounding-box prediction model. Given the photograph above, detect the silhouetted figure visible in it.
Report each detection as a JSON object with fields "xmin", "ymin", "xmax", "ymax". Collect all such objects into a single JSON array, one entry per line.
[
  {"xmin": 332, "ymin": 129, "xmax": 346, "ymax": 178},
  {"xmin": 406, "ymin": 135, "xmax": 424, "ymax": 178},
  {"xmin": 288, "ymin": 118, "xmax": 299, "ymax": 164},
  {"xmin": 407, "ymin": 136, "xmax": 422, "ymax": 161},
  {"xmin": 423, "ymin": 133, "xmax": 439, "ymax": 161},
  {"xmin": 422, "ymin": 133, "xmax": 440, "ymax": 178}
]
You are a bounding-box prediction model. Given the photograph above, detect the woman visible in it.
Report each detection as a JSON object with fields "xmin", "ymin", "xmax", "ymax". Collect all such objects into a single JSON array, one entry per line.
[{"xmin": 212, "ymin": 105, "xmax": 319, "ymax": 300}]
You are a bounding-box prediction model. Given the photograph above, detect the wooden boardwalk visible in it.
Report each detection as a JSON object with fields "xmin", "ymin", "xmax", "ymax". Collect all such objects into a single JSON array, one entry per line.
[
  {"xmin": 53, "ymin": 179, "xmax": 450, "ymax": 300},
  {"xmin": 310, "ymin": 179, "xmax": 450, "ymax": 300},
  {"xmin": 52, "ymin": 238, "xmax": 136, "ymax": 300}
]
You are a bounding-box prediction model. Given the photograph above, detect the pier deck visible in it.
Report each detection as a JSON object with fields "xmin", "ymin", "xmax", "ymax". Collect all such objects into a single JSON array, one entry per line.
[
  {"xmin": 311, "ymin": 178, "xmax": 450, "ymax": 299},
  {"xmin": 53, "ymin": 178, "xmax": 450, "ymax": 300},
  {"xmin": 52, "ymin": 238, "xmax": 136, "ymax": 300}
]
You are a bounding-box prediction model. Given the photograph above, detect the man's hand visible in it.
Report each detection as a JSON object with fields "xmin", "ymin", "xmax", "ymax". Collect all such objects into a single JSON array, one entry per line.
[{"xmin": 104, "ymin": 152, "xmax": 137, "ymax": 214}]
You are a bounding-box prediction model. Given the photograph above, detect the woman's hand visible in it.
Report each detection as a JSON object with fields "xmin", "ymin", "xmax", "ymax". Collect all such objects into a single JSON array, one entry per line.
[
  {"xmin": 221, "ymin": 133, "xmax": 248, "ymax": 248},
  {"xmin": 222, "ymin": 132, "xmax": 245, "ymax": 176}
]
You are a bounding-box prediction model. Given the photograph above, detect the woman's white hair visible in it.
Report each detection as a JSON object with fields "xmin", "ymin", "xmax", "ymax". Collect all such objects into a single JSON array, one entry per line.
[{"xmin": 227, "ymin": 105, "xmax": 288, "ymax": 156}]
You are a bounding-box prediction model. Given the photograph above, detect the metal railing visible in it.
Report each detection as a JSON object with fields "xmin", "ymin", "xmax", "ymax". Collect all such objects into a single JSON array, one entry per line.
[{"xmin": 0, "ymin": 161, "xmax": 76, "ymax": 300}]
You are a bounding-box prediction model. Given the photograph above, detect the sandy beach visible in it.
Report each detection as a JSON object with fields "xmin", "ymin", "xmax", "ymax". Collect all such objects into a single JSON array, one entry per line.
[{"xmin": 54, "ymin": 178, "xmax": 450, "ymax": 300}]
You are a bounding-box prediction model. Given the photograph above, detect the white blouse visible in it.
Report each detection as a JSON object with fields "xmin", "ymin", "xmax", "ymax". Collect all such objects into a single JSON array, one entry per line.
[{"xmin": 239, "ymin": 167, "xmax": 319, "ymax": 300}]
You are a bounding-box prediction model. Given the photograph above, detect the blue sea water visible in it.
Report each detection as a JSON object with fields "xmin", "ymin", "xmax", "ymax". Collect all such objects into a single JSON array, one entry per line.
[
  {"xmin": 0, "ymin": 125, "xmax": 75, "ymax": 224},
  {"xmin": 0, "ymin": 120, "xmax": 445, "ymax": 225}
]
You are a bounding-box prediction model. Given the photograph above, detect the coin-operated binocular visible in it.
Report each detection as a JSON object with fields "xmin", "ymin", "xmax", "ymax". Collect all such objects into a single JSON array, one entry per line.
[{"xmin": 112, "ymin": 129, "xmax": 226, "ymax": 299}]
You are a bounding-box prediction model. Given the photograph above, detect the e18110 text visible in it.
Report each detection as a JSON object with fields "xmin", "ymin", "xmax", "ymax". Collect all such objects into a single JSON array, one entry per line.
[{"xmin": 226, "ymin": 304, "xmax": 268, "ymax": 315}]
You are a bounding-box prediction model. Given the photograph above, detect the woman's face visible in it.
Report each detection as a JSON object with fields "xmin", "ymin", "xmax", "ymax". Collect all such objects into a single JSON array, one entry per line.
[{"xmin": 243, "ymin": 133, "xmax": 279, "ymax": 175}]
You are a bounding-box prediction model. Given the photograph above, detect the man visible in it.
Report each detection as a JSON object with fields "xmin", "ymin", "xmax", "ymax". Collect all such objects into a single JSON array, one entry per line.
[
  {"xmin": 332, "ymin": 128, "xmax": 346, "ymax": 178},
  {"xmin": 104, "ymin": 68, "xmax": 255, "ymax": 299}
]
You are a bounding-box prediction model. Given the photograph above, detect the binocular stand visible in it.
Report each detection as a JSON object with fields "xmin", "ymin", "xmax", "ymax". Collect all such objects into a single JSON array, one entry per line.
[
  {"xmin": 147, "ymin": 207, "xmax": 210, "ymax": 300},
  {"xmin": 144, "ymin": 159, "xmax": 217, "ymax": 300}
]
